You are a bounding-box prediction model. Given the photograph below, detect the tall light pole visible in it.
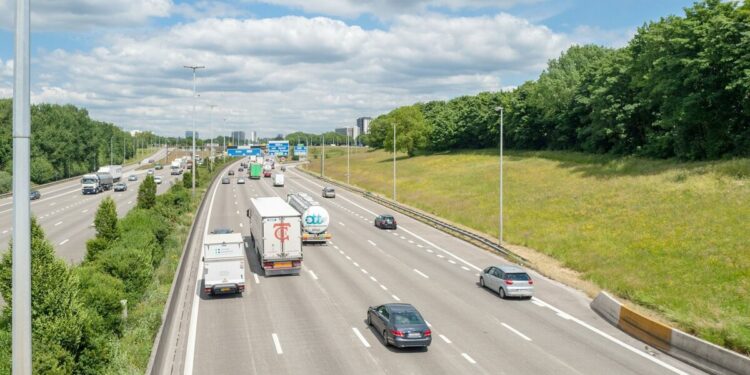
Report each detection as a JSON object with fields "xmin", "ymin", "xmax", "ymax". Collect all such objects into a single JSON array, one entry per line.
[
  {"xmin": 110, "ymin": 136, "xmax": 114, "ymax": 165},
  {"xmin": 393, "ymin": 121, "xmax": 397, "ymax": 201},
  {"xmin": 209, "ymin": 104, "xmax": 216, "ymax": 172},
  {"xmin": 495, "ymin": 106, "xmax": 504, "ymax": 245},
  {"xmin": 184, "ymin": 65, "xmax": 205, "ymax": 198},
  {"xmin": 12, "ymin": 0, "xmax": 32, "ymax": 372},
  {"xmin": 321, "ymin": 134, "xmax": 325, "ymax": 177},
  {"xmin": 347, "ymin": 130, "xmax": 350, "ymax": 184}
]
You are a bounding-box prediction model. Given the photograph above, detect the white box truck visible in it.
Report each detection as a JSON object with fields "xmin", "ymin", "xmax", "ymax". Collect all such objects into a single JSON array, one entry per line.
[
  {"xmin": 202, "ymin": 233, "xmax": 246, "ymax": 296},
  {"xmin": 273, "ymin": 173, "xmax": 285, "ymax": 187},
  {"xmin": 247, "ymin": 197, "xmax": 302, "ymax": 276},
  {"xmin": 97, "ymin": 165, "xmax": 123, "ymax": 182}
]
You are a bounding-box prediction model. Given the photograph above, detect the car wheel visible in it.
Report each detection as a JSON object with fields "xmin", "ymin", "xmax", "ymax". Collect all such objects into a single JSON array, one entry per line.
[
  {"xmin": 366, "ymin": 314, "xmax": 372, "ymax": 326},
  {"xmin": 479, "ymin": 277, "xmax": 485, "ymax": 288},
  {"xmin": 382, "ymin": 330, "xmax": 390, "ymax": 346},
  {"xmin": 499, "ymin": 287, "xmax": 506, "ymax": 299}
]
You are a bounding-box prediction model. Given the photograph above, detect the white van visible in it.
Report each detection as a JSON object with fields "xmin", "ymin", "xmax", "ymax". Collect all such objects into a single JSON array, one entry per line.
[{"xmin": 273, "ymin": 173, "xmax": 285, "ymax": 187}]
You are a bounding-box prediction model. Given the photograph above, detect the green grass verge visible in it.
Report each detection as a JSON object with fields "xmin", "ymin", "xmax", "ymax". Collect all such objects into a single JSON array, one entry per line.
[
  {"xmin": 303, "ymin": 148, "xmax": 750, "ymax": 354},
  {"xmin": 105, "ymin": 157, "xmax": 232, "ymax": 374}
]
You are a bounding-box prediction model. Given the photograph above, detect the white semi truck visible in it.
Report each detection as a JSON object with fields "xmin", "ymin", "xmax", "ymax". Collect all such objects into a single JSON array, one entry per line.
[
  {"xmin": 170, "ymin": 160, "xmax": 182, "ymax": 175},
  {"xmin": 81, "ymin": 172, "xmax": 114, "ymax": 194},
  {"xmin": 247, "ymin": 197, "xmax": 302, "ymax": 276},
  {"xmin": 202, "ymin": 233, "xmax": 246, "ymax": 296},
  {"xmin": 286, "ymin": 193, "xmax": 331, "ymax": 244},
  {"xmin": 97, "ymin": 165, "xmax": 123, "ymax": 182}
]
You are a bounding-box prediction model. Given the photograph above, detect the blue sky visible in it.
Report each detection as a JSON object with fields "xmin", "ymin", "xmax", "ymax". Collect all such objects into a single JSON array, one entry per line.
[{"xmin": 0, "ymin": 0, "xmax": 699, "ymax": 136}]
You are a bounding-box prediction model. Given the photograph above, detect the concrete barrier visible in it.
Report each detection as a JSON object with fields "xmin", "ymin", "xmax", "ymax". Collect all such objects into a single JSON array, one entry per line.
[{"xmin": 591, "ymin": 291, "xmax": 750, "ymax": 374}]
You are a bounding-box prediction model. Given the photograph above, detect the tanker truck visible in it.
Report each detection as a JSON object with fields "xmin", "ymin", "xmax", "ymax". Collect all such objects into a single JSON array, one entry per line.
[{"xmin": 287, "ymin": 192, "xmax": 331, "ymax": 244}]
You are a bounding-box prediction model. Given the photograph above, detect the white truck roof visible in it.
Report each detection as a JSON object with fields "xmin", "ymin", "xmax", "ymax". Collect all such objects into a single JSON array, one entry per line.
[
  {"xmin": 204, "ymin": 233, "xmax": 244, "ymax": 245},
  {"xmin": 251, "ymin": 197, "xmax": 300, "ymax": 217}
]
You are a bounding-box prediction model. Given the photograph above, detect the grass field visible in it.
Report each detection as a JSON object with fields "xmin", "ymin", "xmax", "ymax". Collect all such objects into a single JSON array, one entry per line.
[{"xmin": 303, "ymin": 147, "xmax": 750, "ymax": 354}]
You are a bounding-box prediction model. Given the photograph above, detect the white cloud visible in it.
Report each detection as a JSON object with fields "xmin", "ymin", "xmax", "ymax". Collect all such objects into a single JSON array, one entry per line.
[
  {"xmin": 19, "ymin": 13, "xmax": 571, "ymax": 136},
  {"xmin": 247, "ymin": 0, "xmax": 545, "ymax": 19},
  {"xmin": 0, "ymin": 0, "xmax": 172, "ymax": 31}
]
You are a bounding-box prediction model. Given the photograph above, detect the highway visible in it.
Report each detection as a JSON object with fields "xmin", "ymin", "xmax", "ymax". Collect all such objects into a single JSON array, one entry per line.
[
  {"xmin": 0, "ymin": 148, "xmax": 178, "ymax": 263},
  {"xmin": 168, "ymin": 158, "xmax": 704, "ymax": 375}
]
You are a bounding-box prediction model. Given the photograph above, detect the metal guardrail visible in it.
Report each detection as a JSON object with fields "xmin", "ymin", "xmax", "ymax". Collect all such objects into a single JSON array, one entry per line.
[
  {"xmin": 0, "ymin": 149, "xmax": 161, "ymax": 199},
  {"xmin": 296, "ymin": 167, "xmax": 527, "ymax": 264},
  {"xmin": 146, "ymin": 160, "xmax": 234, "ymax": 375}
]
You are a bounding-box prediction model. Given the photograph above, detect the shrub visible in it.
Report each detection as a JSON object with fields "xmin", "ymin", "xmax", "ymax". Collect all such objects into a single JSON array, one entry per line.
[
  {"xmin": 75, "ymin": 265, "xmax": 127, "ymax": 334},
  {"xmin": 0, "ymin": 171, "xmax": 10, "ymax": 194},
  {"xmin": 94, "ymin": 197, "xmax": 119, "ymax": 242},
  {"xmin": 137, "ymin": 175, "xmax": 157, "ymax": 209}
]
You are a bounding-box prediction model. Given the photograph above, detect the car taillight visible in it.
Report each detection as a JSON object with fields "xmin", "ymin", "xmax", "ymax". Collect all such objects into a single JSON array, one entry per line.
[
  {"xmin": 292, "ymin": 260, "xmax": 301, "ymax": 267},
  {"xmin": 505, "ymin": 279, "xmax": 514, "ymax": 285},
  {"xmin": 424, "ymin": 329, "xmax": 431, "ymax": 337},
  {"xmin": 528, "ymin": 279, "xmax": 533, "ymax": 285},
  {"xmin": 390, "ymin": 329, "xmax": 403, "ymax": 337},
  {"xmin": 263, "ymin": 262, "xmax": 274, "ymax": 268}
]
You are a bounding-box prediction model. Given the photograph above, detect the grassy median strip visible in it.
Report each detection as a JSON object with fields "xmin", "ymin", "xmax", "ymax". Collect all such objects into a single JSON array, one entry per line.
[{"xmin": 303, "ymin": 148, "xmax": 750, "ymax": 354}]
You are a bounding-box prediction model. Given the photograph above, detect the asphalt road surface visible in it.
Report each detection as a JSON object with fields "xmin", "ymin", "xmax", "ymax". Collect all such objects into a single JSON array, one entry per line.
[
  {"xmin": 0, "ymin": 147, "xmax": 176, "ymax": 264},
  {"xmin": 172, "ymin": 158, "xmax": 704, "ymax": 375}
]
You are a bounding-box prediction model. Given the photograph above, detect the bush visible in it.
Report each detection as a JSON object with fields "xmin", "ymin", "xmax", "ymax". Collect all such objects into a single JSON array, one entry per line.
[
  {"xmin": 94, "ymin": 197, "xmax": 119, "ymax": 242},
  {"xmin": 0, "ymin": 171, "xmax": 10, "ymax": 194},
  {"xmin": 30, "ymin": 156, "xmax": 58, "ymax": 184},
  {"xmin": 95, "ymin": 234, "xmax": 156, "ymax": 300},
  {"xmin": 183, "ymin": 171, "xmax": 193, "ymax": 189},
  {"xmin": 84, "ymin": 237, "xmax": 110, "ymax": 262},
  {"xmin": 75, "ymin": 266, "xmax": 127, "ymax": 334},
  {"xmin": 137, "ymin": 175, "xmax": 157, "ymax": 209}
]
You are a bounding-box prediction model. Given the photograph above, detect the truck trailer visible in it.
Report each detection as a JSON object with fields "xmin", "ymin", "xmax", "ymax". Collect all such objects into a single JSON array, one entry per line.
[
  {"xmin": 202, "ymin": 233, "xmax": 246, "ymax": 296},
  {"xmin": 97, "ymin": 165, "xmax": 123, "ymax": 182},
  {"xmin": 81, "ymin": 172, "xmax": 114, "ymax": 194},
  {"xmin": 287, "ymin": 193, "xmax": 331, "ymax": 244},
  {"xmin": 250, "ymin": 163, "xmax": 263, "ymax": 179},
  {"xmin": 247, "ymin": 197, "xmax": 302, "ymax": 276}
]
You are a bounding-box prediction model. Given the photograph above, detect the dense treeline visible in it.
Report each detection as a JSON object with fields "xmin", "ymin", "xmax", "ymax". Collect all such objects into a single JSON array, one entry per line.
[
  {"xmin": 0, "ymin": 99, "xmax": 163, "ymax": 193},
  {"xmin": 364, "ymin": 0, "xmax": 750, "ymax": 160}
]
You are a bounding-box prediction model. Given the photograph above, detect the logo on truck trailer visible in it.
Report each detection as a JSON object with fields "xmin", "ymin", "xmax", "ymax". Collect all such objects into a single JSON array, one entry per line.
[
  {"xmin": 305, "ymin": 214, "xmax": 324, "ymax": 225},
  {"xmin": 274, "ymin": 222, "xmax": 291, "ymax": 243}
]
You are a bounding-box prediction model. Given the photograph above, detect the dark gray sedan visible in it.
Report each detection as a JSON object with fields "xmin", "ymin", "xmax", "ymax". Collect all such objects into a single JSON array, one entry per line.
[{"xmin": 367, "ymin": 303, "xmax": 431, "ymax": 349}]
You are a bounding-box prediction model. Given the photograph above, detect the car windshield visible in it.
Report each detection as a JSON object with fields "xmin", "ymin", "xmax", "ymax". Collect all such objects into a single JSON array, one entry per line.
[
  {"xmin": 81, "ymin": 177, "xmax": 97, "ymax": 183},
  {"xmin": 391, "ymin": 311, "xmax": 424, "ymax": 325},
  {"xmin": 505, "ymin": 272, "xmax": 531, "ymax": 281},
  {"xmin": 382, "ymin": 217, "xmax": 394, "ymax": 223}
]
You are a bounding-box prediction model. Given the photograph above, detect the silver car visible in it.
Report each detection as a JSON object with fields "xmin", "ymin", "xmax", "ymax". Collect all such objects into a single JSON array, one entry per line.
[
  {"xmin": 322, "ymin": 187, "xmax": 335, "ymax": 198},
  {"xmin": 479, "ymin": 265, "xmax": 534, "ymax": 299},
  {"xmin": 154, "ymin": 176, "xmax": 163, "ymax": 184},
  {"xmin": 237, "ymin": 177, "xmax": 246, "ymax": 184}
]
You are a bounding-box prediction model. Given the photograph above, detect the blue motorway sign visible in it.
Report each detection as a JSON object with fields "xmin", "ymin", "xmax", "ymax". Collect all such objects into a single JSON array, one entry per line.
[
  {"xmin": 227, "ymin": 148, "xmax": 262, "ymax": 157},
  {"xmin": 267, "ymin": 141, "xmax": 290, "ymax": 156},
  {"xmin": 294, "ymin": 144, "xmax": 307, "ymax": 156}
]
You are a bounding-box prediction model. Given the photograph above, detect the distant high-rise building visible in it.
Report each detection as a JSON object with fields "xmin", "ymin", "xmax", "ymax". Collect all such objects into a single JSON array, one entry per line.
[
  {"xmin": 250, "ymin": 131, "xmax": 258, "ymax": 143},
  {"xmin": 357, "ymin": 117, "xmax": 372, "ymax": 135},
  {"xmin": 185, "ymin": 130, "xmax": 199, "ymax": 139},
  {"xmin": 230, "ymin": 131, "xmax": 245, "ymax": 145}
]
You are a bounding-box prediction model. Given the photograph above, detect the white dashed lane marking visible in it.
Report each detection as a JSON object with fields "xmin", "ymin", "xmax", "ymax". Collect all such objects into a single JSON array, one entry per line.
[
  {"xmin": 462, "ymin": 353, "xmax": 477, "ymax": 364},
  {"xmin": 413, "ymin": 269, "xmax": 429, "ymax": 279}
]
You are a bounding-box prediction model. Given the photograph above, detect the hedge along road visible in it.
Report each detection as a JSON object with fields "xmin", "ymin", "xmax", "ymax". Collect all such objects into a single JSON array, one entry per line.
[{"xmin": 173, "ymin": 160, "xmax": 703, "ymax": 375}]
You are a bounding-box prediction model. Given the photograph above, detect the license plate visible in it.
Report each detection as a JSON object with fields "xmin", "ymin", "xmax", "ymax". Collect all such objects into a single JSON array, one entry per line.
[
  {"xmin": 407, "ymin": 332, "xmax": 421, "ymax": 338},
  {"xmin": 275, "ymin": 261, "xmax": 292, "ymax": 268},
  {"xmin": 220, "ymin": 288, "xmax": 230, "ymax": 292}
]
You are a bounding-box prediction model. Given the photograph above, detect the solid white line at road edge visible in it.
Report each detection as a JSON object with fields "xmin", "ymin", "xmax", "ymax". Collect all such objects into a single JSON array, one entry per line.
[
  {"xmin": 352, "ymin": 327, "xmax": 371, "ymax": 348},
  {"xmin": 272, "ymin": 333, "xmax": 283, "ymax": 354},
  {"xmin": 183, "ymin": 168, "xmax": 223, "ymax": 375},
  {"xmin": 308, "ymin": 269, "xmax": 319, "ymax": 280},
  {"xmin": 461, "ymin": 353, "xmax": 476, "ymax": 364},
  {"xmin": 290, "ymin": 168, "xmax": 689, "ymax": 375}
]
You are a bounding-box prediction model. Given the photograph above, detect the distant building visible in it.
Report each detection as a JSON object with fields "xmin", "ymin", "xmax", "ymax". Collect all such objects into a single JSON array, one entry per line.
[
  {"xmin": 357, "ymin": 117, "xmax": 372, "ymax": 135},
  {"xmin": 230, "ymin": 131, "xmax": 245, "ymax": 145},
  {"xmin": 250, "ymin": 131, "xmax": 258, "ymax": 143},
  {"xmin": 335, "ymin": 127, "xmax": 359, "ymax": 141},
  {"xmin": 185, "ymin": 131, "xmax": 199, "ymax": 139}
]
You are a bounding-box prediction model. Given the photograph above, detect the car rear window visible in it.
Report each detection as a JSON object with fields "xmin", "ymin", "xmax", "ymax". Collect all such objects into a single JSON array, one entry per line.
[
  {"xmin": 391, "ymin": 311, "xmax": 424, "ymax": 325},
  {"xmin": 505, "ymin": 272, "xmax": 531, "ymax": 281}
]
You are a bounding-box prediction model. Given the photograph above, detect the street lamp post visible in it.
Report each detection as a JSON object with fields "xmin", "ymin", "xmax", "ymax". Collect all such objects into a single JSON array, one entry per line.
[
  {"xmin": 495, "ymin": 106, "xmax": 504, "ymax": 245},
  {"xmin": 12, "ymin": 0, "xmax": 32, "ymax": 372},
  {"xmin": 321, "ymin": 134, "xmax": 325, "ymax": 177},
  {"xmin": 393, "ymin": 122, "xmax": 397, "ymax": 201},
  {"xmin": 208, "ymin": 104, "xmax": 216, "ymax": 171},
  {"xmin": 347, "ymin": 131, "xmax": 350, "ymax": 184},
  {"xmin": 184, "ymin": 65, "xmax": 205, "ymax": 198}
]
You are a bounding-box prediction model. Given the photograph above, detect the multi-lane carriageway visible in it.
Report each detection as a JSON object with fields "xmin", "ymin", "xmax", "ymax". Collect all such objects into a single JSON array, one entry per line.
[
  {"xmin": 169, "ymin": 158, "xmax": 704, "ymax": 375},
  {"xmin": 0, "ymin": 148, "xmax": 173, "ymax": 264}
]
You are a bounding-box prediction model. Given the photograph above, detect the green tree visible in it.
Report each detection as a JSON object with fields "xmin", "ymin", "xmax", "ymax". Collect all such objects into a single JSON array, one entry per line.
[
  {"xmin": 0, "ymin": 219, "xmax": 110, "ymax": 374},
  {"xmin": 380, "ymin": 105, "xmax": 430, "ymax": 157},
  {"xmin": 137, "ymin": 175, "xmax": 157, "ymax": 209},
  {"xmin": 183, "ymin": 171, "xmax": 193, "ymax": 189},
  {"xmin": 94, "ymin": 197, "xmax": 119, "ymax": 242}
]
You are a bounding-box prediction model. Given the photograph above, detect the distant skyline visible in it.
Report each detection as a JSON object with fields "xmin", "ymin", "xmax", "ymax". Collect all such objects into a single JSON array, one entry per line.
[{"xmin": 0, "ymin": 0, "xmax": 697, "ymax": 137}]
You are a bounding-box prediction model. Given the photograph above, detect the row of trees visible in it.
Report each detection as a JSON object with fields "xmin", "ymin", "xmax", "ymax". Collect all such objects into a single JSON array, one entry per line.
[
  {"xmin": 0, "ymin": 172, "xmax": 192, "ymax": 373},
  {"xmin": 364, "ymin": 0, "xmax": 750, "ymax": 160},
  {"xmin": 0, "ymin": 99, "xmax": 167, "ymax": 192}
]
